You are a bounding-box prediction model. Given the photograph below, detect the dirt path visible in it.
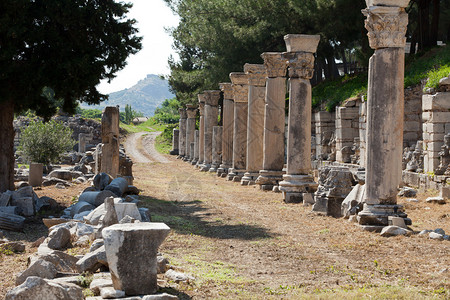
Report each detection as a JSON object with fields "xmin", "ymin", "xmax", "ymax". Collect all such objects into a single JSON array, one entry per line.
[{"xmin": 124, "ymin": 131, "xmax": 169, "ymax": 163}]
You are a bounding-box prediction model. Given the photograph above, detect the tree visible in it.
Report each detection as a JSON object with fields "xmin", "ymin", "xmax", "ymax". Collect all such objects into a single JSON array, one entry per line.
[
  {"xmin": 0, "ymin": 0, "xmax": 142, "ymax": 191},
  {"xmin": 19, "ymin": 120, "xmax": 75, "ymax": 167}
]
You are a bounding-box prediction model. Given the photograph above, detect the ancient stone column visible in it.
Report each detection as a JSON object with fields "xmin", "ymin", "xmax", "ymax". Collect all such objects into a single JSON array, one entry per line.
[
  {"xmin": 200, "ymin": 90, "xmax": 220, "ymax": 171},
  {"xmin": 210, "ymin": 126, "xmax": 223, "ymax": 172},
  {"xmin": 278, "ymin": 34, "xmax": 320, "ymax": 203},
  {"xmin": 78, "ymin": 133, "xmax": 86, "ymax": 153},
  {"xmin": 217, "ymin": 83, "xmax": 234, "ymax": 177},
  {"xmin": 255, "ymin": 53, "xmax": 287, "ymax": 190},
  {"xmin": 170, "ymin": 129, "xmax": 179, "ymax": 155},
  {"xmin": 28, "ymin": 163, "xmax": 43, "ymax": 187},
  {"xmin": 178, "ymin": 108, "xmax": 187, "ymax": 158},
  {"xmin": 192, "ymin": 130, "xmax": 199, "ymax": 165},
  {"xmin": 101, "ymin": 106, "xmax": 120, "ymax": 177},
  {"xmin": 185, "ymin": 104, "xmax": 197, "ymax": 161},
  {"xmin": 358, "ymin": 0, "xmax": 411, "ymax": 230},
  {"xmin": 241, "ymin": 64, "xmax": 266, "ymax": 185},
  {"xmin": 196, "ymin": 94, "xmax": 206, "ymax": 169},
  {"xmin": 227, "ymin": 73, "xmax": 249, "ymax": 181}
]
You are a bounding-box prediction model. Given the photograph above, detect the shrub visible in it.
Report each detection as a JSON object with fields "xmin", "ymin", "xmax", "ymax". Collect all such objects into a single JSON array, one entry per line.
[{"xmin": 19, "ymin": 120, "xmax": 75, "ymax": 166}]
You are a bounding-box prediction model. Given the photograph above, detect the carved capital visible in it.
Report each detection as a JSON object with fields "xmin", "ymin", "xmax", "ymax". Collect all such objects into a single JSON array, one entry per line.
[
  {"xmin": 363, "ymin": 6, "xmax": 408, "ymax": 49},
  {"xmin": 231, "ymin": 84, "xmax": 249, "ymax": 103},
  {"xmin": 198, "ymin": 102, "xmax": 205, "ymax": 116},
  {"xmin": 178, "ymin": 108, "xmax": 187, "ymax": 119},
  {"xmin": 261, "ymin": 52, "xmax": 287, "ymax": 78},
  {"xmin": 219, "ymin": 83, "xmax": 233, "ymax": 100},
  {"xmin": 283, "ymin": 52, "xmax": 315, "ymax": 79},
  {"xmin": 186, "ymin": 104, "xmax": 197, "ymax": 118},
  {"xmin": 198, "ymin": 93, "xmax": 207, "ymax": 104},
  {"xmin": 244, "ymin": 64, "xmax": 266, "ymax": 87},
  {"xmin": 204, "ymin": 90, "xmax": 221, "ymax": 106}
]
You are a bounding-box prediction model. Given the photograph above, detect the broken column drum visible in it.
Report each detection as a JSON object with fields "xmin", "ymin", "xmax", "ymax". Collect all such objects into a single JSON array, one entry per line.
[
  {"xmin": 100, "ymin": 106, "xmax": 120, "ymax": 177},
  {"xmin": 255, "ymin": 53, "xmax": 287, "ymax": 190},
  {"xmin": 200, "ymin": 90, "xmax": 220, "ymax": 172},
  {"xmin": 217, "ymin": 83, "xmax": 234, "ymax": 177},
  {"xmin": 28, "ymin": 163, "xmax": 43, "ymax": 187},
  {"xmin": 178, "ymin": 108, "xmax": 187, "ymax": 158},
  {"xmin": 210, "ymin": 126, "xmax": 223, "ymax": 172},
  {"xmin": 358, "ymin": 1, "xmax": 411, "ymax": 229},
  {"xmin": 78, "ymin": 133, "xmax": 87, "ymax": 153},
  {"xmin": 192, "ymin": 130, "xmax": 199, "ymax": 165},
  {"xmin": 185, "ymin": 104, "xmax": 197, "ymax": 162},
  {"xmin": 196, "ymin": 94, "xmax": 206, "ymax": 169},
  {"xmin": 279, "ymin": 34, "xmax": 320, "ymax": 203},
  {"xmin": 170, "ymin": 129, "xmax": 179, "ymax": 155},
  {"xmin": 227, "ymin": 73, "xmax": 249, "ymax": 181},
  {"xmin": 241, "ymin": 64, "xmax": 266, "ymax": 186}
]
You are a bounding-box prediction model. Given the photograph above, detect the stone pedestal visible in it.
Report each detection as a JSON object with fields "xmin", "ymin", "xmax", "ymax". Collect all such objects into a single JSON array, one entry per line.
[
  {"xmin": 185, "ymin": 105, "xmax": 197, "ymax": 161},
  {"xmin": 192, "ymin": 130, "xmax": 199, "ymax": 165},
  {"xmin": 279, "ymin": 35, "xmax": 320, "ymax": 203},
  {"xmin": 170, "ymin": 129, "xmax": 179, "ymax": 155},
  {"xmin": 217, "ymin": 83, "xmax": 234, "ymax": 177},
  {"xmin": 196, "ymin": 95, "xmax": 206, "ymax": 169},
  {"xmin": 358, "ymin": 2, "xmax": 411, "ymax": 230},
  {"xmin": 102, "ymin": 223, "xmax": 170, "ymax": 296},
  {"xmin": 100, "ymin": 106, "xmax": 120, "ymax": 177},
  {"xmin": 210, "ymin": 126, "xmax": 223, "ymax": 172},
  {"xmin": 178, "ymin": 108, "xmax": 187, "ymax": 158},
  {"xmin": 200, "ymin": 90, "xmax": 220, "ymax": 171},
  {"xmin": 255, "ymin": 53, "xmax": 287, "ymax": 190},
  {"xmin": 28, "ymin": 163, "xmax": 43, "ymax": 187},
  {"xmin": 78, "ymin": 133, "xmax": 86, "ymax": 153},
  {"xmin": 228, "ymin": 73, "xmax": 248, "ymax": 181},
  {"xmin": 241, "ymin": 64, "xmax": 266, "ymax": 186}
]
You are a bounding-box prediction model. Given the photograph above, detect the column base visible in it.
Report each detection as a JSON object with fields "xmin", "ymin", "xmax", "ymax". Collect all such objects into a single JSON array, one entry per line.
[
  {"xmin": 169, "ymin": 150, "xmax": 179, "ymax": 155},
  {"xmin": 312, "ymin": 194, "xmax": 344, "ymax": 217},
  {"xmin": 209, "ymin": 164, "xmax": 220, "ymax": 173},
  {"xmin": 255, "ymin": 170, "xmax": 284, "ymax": 189},
  {"xmin": 177, "ymin": 155, "xmax": 185, "ymax": 159},
  {"xmin": 279, "ymin": 174, "xmax": 318, "ymax": 204},
  {"xmin": 227, "ymin": 169, "xmax": 246, "ymax": 181},
  {"xmin": 357, "ymin": 204, "xmax": 411, "ymax": 229},
  {"xmin": 191, "ymin": 159, "xmax": 198, "ymax": 165},
  {"xmin": 217, "ymin": 164, "xmax": 230, "ymax": 177},
  {"xmin": 240, "ymin": 172, "xmax": 259, "ymax": 185},
  {"xmin": 199, "ymin": 164, "xmax": 211, "ymax": 172}
]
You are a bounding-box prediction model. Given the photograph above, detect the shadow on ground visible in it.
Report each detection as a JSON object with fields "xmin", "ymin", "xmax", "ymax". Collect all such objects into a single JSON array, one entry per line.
[{"xmin": 140, "ymin": 195, "xmax": 276, "ymax": 240}]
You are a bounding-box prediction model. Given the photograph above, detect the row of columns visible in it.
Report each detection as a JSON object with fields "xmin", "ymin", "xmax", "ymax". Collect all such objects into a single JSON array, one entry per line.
[{"xmin": 175, "ymin": 0, "xmax": 411, "ymax": 229}]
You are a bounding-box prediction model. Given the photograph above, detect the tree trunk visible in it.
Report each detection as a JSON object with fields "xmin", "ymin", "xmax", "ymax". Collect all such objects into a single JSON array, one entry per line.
[
  {"xmin": 418, "ymin": 0, "xmax": 430, "ymax": 50},
  {"xmin": 0, "ymin": 100, "xmax": 15, "ymax": 192},
  {"xmin": 341, "ymin": 49, "xmax": 348, "ymax": 75},
  {"xmin": 409, "ymin": 28, "xmax": 418, "ymax": 57},
  {"xmin": 430, "ymin": 0, "xmax": 440, "ymax": 46}
]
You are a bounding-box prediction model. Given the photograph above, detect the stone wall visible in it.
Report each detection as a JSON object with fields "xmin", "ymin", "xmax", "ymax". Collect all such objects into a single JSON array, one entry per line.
[
  {"xmin": 335, "ymin": 99, "xmax": 360, "ymax": 163},
  {"xmin": 313, "ymin": 111, "xmax": 335, "ymax": 161},
  {"xmin": 404, "ymin": 86, "xmax": 423, "ymax": 147}
]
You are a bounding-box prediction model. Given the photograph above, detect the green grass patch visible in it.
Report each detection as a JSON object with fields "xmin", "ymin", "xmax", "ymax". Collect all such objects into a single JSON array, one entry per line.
[
  {"xmin": 119, "ymin": 117, "xmax": 172, "ymax": 134},
  {"xmin": 155, "ymin": 124, "xmax": 177, "ymax": 154}
]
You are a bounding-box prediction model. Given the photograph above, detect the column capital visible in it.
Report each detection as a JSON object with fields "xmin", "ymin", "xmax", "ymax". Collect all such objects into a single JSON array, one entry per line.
[
  {"xmin": 178, "ymin": 108, "xmax": 187, "ymax": 119},
  {"xmin": 186, "ymin": 104, "xmax": 197, "ymax": 118},
  {"xmin": 198, "ymin": 93, "xmax": 207, "ymax": 104},
  {"xmin": 261, "ymin": 52, "xmax": 287, "ymax": 78},
  {"xmin": 284, "ymin": 34, "xmax": 320, "ymax": 53},
  {"xmin": 283, "ymin": 52, "xmax": 315, "ymax": 79},
  {"xmin": 219, "ymin": 83, "xmax": 233, "ymax": 100},
  {"xmin": 363, "ymin": 5, "xmax": 409, "ymax": 49},
  {"xmin": 244, "ymin": 64, "xmax": 266, "ymax": 87},
  {"xmin": 204, "ymin": 90, "xmax": 221, "ymax": 106},
  {"xmin": 230, "ymin": 72, "xmax": 249, "ymax": 103},
  {"xmin": 198, "ymin": 102, "xmax": 205, "ymax": 116}
]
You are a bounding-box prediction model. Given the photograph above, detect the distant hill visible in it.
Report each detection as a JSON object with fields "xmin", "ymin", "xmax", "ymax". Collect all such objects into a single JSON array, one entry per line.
[{"xmin": 81, "ymin": 74, "xmax": 175, "ymax": 116}]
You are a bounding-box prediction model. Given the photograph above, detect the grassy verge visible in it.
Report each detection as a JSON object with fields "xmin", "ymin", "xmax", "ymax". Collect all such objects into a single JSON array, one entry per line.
[
  {"xmin": 155, "ymin": 124, "xmax": 177, "ymax": 154},
  {"xmin": 313, "ymin": 45, "xmax": 450, "ymax": 112},
  {"xmin": 119, "ymin": 117, "xmax": 171, "ymax": 134}
]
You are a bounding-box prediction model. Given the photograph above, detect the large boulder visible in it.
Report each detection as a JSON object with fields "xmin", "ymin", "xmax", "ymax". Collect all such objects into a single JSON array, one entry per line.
[{"xmin": 6, "ymin": 276, "xmax": 83, "ymax": 300}]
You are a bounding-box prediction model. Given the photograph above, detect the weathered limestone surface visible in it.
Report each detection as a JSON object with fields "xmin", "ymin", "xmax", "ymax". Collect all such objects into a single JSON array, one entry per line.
[
  {"xmin": 29, "ymin": 163, "xmax": 43, "ymax": 187},
  {"xmin": 78, "ymin": 133, "xmax": 87, "ymax": 153},
  {"xmin": 196, "ymin": 94, "xmax": 206, "ymax": 169},
  {"xmin": 178, "ymin": 109, "xmax": 187, "ymax": 157},
  {"xmin": 102, "ymin": 223, "xmax": 170, "ymax": 296},
  {"xmin": 185, "ymin": 105, "xmax": 197, "ymax": 161},
  {"xmin": 192, "ymin": 130, "xmax": 199, "ymax": 165},
  {"xmin": 241, "ymin": 64, "xmax": 266, "ymax": 185},
  {"xmin": 255, "ymin": 53, "xmax": 287, "ymax": 190},
  {"xmin": 358, "ymin": 2, "xmax": 411, "ymax": 229},
  {"xmin": 100, "ymin": 107, "xmax": 120, "ymax": 177},
  {"xmin": 278, "ymin": 35, "xmax": 320, "ymax": 203},
  {"xmin": 335, "ymin": 104, "xmax": 360, "ymax": 163},
  {"xmin": 313, "ymin": 111, "xmax": 336, "ymax": 161},
  {"xmin": 201, "ymin": 91, "xmax": 220, "ymax": 171},
  {"xmin": 228, "ymin": 73, "xmax": 249, "ymax": 181},
  {"xmin": 170, "ymin": 129, "xmax": 179, "ymax": 155},
  {"xmin": 210, "ymin": 126, "xmax": 223, "ymax": 172},
  {"xmin": 218, "ymin": 83, "xmax": 234, "ymax": 177}
]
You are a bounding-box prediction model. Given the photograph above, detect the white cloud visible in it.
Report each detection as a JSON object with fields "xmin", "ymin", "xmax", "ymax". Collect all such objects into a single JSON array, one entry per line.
[{"xmin": 97, "ymin": 0, "xmax": 179, "ymax": 94}]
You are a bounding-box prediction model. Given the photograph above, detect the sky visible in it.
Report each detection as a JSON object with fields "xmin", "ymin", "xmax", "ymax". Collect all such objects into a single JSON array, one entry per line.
[{"xmin": 96, "ymin": 0, "xmax": 179, "ymax": 95}]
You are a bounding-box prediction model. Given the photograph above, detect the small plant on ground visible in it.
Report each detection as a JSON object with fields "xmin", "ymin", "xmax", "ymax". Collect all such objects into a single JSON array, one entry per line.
[{"xmin": 19, "ymin": 120, "xmax": 75, "ymax": 166}]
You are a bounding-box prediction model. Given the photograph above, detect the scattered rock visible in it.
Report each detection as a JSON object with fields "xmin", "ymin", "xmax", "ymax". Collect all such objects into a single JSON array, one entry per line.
[
  {"xmin": 89, "ymin": 239, "xmax": 104, "ymax": 252},
  {"xmin": 15, "ymin": 259, "xmax": 58, "ymax": 285},
  {"xmin": 104, "ymin": 177, "xmax": 129, "ymax": 197},
  {"xmin": 0, "ymin": 241, "xmax": 25, "ymax": 253},
  {"xmin": 55, "ymin": 183, "xmax": 67, "ymax": 189},
  {"xmin": 164, "ymin": 269, "xmax": 194, "ymax": 283},
  {"xmin": 380, "ymin": 226, "xmax": 411, "ymax": 237},
  {"xmin": 139, "ymin": 208, "xmax": 151, "ymax": 222},
  {"xmin": 70, "ymin": 201, "xmax": 95, "ymax": 218},
  {"xmin": 78, "ymin": 190, "xmax": 116, "ymax": 207},
  {"xmin": 7, "ymin": 276, "xmax": 83, "ymax": 300},
  {"xmin": 434, "ymin": 228, "xmax": 446, "ymax": 235},
  {"xmin": 114, "ymin": 203, "xmax": 141, "ymax": 222},
  {"xmin": 425, "ymin": 197, "xmax": 446, "ymax": 204},
  {"xmin": 100, "ymin": 287, "xmax": 125, "ymax": 299},
  {"xmin": 119, "ymin": 215, "xmax": 137, "ymax": 224},
  {"xmin": 418, "ymin": 229, "xmax": 432, "ymax": 236},
  {"xmin": 157, "ymin": 255, "xmax": 168, "ymax": 274},
  {"xmin": 47, "ymin": 227, "xmax": 71, "ymax": 250},
  {"xmin": 126, "ymin": 185, "xmax": 140, "ymax": 195},
  {"xmin": 28, "ymin": 250, "xmax": 80, "ymax": 274},
  {"xmin": 76, "ymin": 245, "xmax": 108, "ymax": 273},
  {"xmin": 89, "ymin": 272, "xmax": 113, "ymax": 296},
  {"xmin": 406, "ymin": 198, "xmax": 419, "ymax": 202},
  {"xmin": 397, "ymin": 187, "xmax": 417, "ymax": 197},
  {"xmin": 429, "ymin": 232, "xmax": 444, "ymax": 240},
  {"xmin": 142, "ymin": 293, "xmax": 179, "ymax": 300},
  {"xmin": 341, "ymin": 184, "xmax": 365, "ymax": 218},
  {"xmin": 93, "ymin": 173, "xmax": 113, "ymax": 191}
]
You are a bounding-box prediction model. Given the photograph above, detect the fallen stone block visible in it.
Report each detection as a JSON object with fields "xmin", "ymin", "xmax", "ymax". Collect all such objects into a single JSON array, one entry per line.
[
  {"xmin": 115, "ymin": 203, "xmax": 142, "ymax": 222},
  {"xmin": 0, "ymin": 212, "xmax": 26, "ymax": 231},
  {"xmin": 89, "ymin": 272, "xmax": 113, "ymax": 296},
  {"xmin": 341, "ymin": 184, "xmax": 365, "ymax": 218},
  {"xmin": 10, "ymin": 197, "xmax": 34, "ymax": 217},
  {"xmin": 100, "ymin": 287, "xmax": 125, "ymax": 299},
  {"xmin": 48, "ymin": 169, "xmax": 83, "ymax": 181},
  {"xmin": 429, "ymin": 232, "xmax": 444, "ymax": 240},
  {"xmin": 102, "ymin": 223, "xmax": 170, "ymax": 295},
  {"xmin": 7, "ymin": 276, "xmax": 83, "ymax": 300},
  {"xmin": 142, "ymin": 293, "xmax": 179, "ymax": 300},
  {"xmin": 78, "ymin": 190, "xmax": 116, "ymax": 207},
  {"xmin": 16, "ymin": 259, "xmax": 58, "ymax": 285},
  {"xmin": 47, "ymin": 227, "xmax": 71, "ymax": 250},
  {"xmin": 380, "ymin": 226, "xmax": 411, "ymax": 237},
  {"xmin": 397, "ymin": 186, "xmax": 417, "ymax": 197},
  {"xmin": 0, "ymin": 241, "xmax": 25, "ymax": 253},
  {"xmin": 425, "ymin": 197, "xmax": 446, "ymax": 204},
  {"xmin": 93, "ymin": 172, "xmax": 113, "ymax": 191},
  {"xmin": 28, "ymin": 250, "xmax": 80, "ymax": 274},
  {"xmin": 105, "ymin": 177, "xmax": 129, "ymax": 197},
  {"xmin": 165, "ymin": 269, "xmax": 194, "ymax": 283},
  {"xmin": 70, "ymin": 201, "xmax": 95, "ymax": 218},
  {"xmin": 76, "ymin": 245, "xmax": 108, "ymax": 273}
]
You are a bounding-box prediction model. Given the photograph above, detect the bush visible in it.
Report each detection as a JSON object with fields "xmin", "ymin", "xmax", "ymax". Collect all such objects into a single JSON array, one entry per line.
[{"xmin": 19, "ymin": 120, "xmax": 75, "ymax": 165}]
